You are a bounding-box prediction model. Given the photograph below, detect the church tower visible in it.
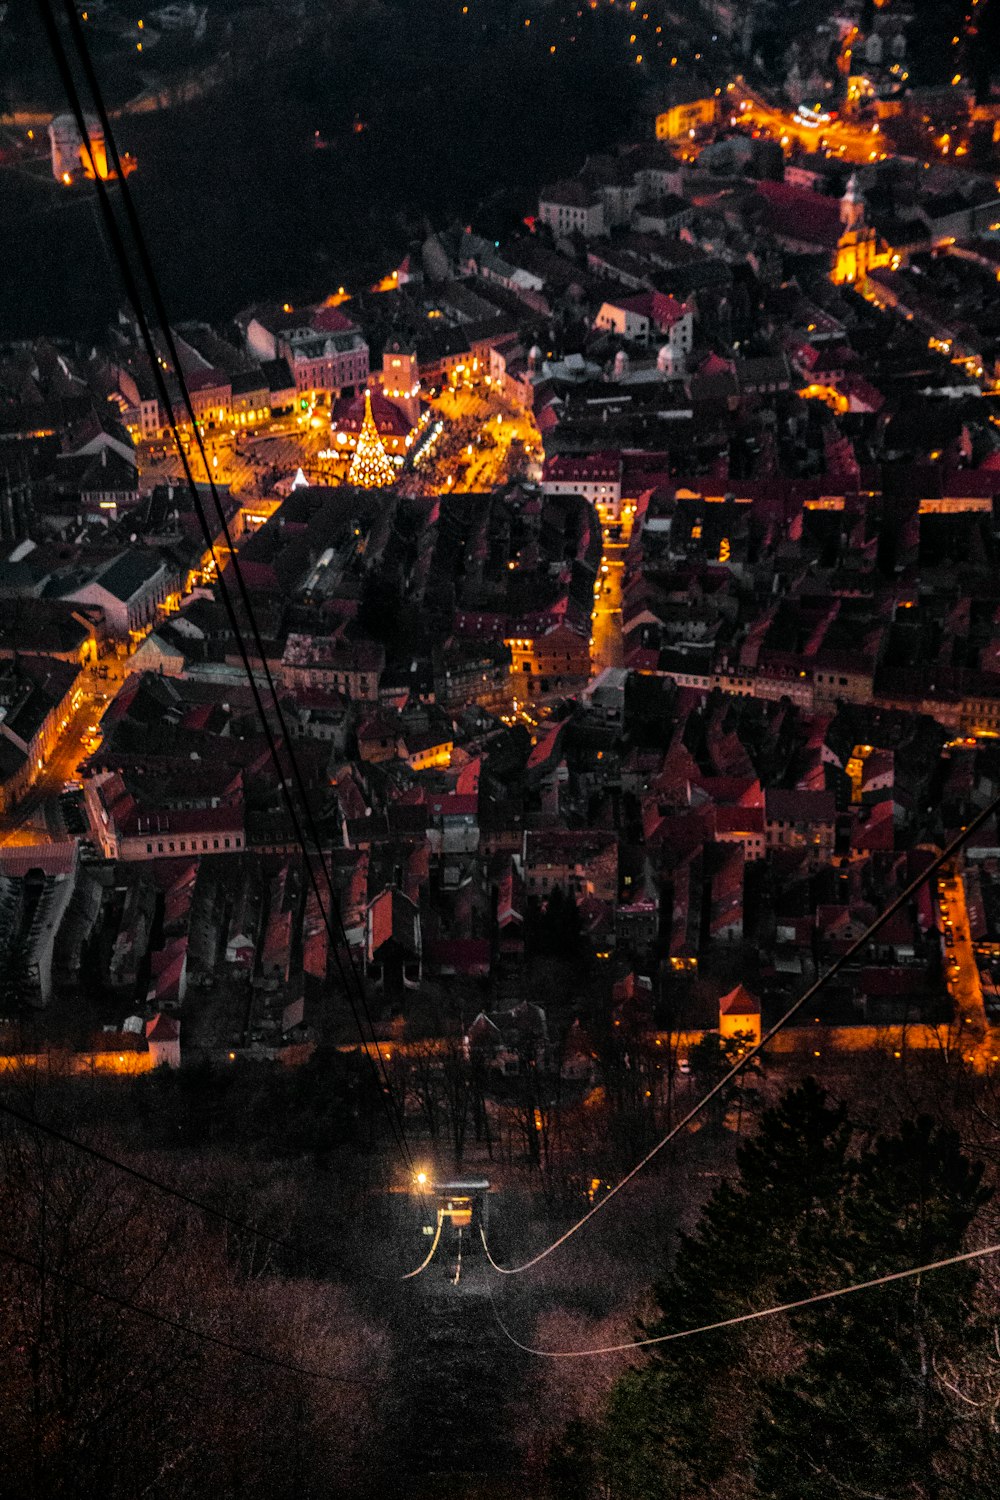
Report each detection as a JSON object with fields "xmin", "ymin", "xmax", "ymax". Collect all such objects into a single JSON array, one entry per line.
[
  {"xmin": 832, "ymin": 171, "xmax": 885, "ymax": 286},
  {"xmin": 840, "ymin": 172, "xmax": 866, "ymax": 234}
]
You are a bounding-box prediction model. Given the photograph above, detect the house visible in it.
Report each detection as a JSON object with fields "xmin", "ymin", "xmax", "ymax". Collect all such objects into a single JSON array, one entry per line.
[
  {"xmin": 62, "ymin": 550, "xmax": 175, "ymax": 640},
  {"xmin": 709, "ymin": 843, "xmax": 745, "ymax": 942},
  {"xmin": 0, "ymin": 858, "xmax": 78, "ymax": 1004},
  {"xmin": 427, "ymin": 794, "xmax": 479, "ymax": 857},
  {"xmin": 229, "ymin": 368, "xmax": 271, "ymax": 426},
  {"xmin": 261, "ymin": 357, "xmax": 296, "ymax": 416},
  {"xmin": 505, "ymin": 621, "xmax": 591, "ymax": 696},
  {"xmin": 616, "ymin": 889, "xmax": 659, "ymax": 952},
  {"xmin": 466, "ymin": 1000, "xmax": 548, "ymax": 1074},
  {"xmin": 713, "ymin": 804, "xmax": 766, "ymax": 860},
  {"xmin": 281, "ymin": 634, "xmax": 385, "ymax": 701},
  {"xmin": 61, "ymin": 410, "xmax": 136, "ymax": 467},
  {"xmin": 126, "ymin": 622, "xmax": 194, "ymax": 678},
  {"xmin": 0, "ymin": 600, "xmax": 97, "ymax": 667},
  {"xmin": 496, "ymin": 861, "xmax": 525, "ymax": 962},
  {"xmin": 83, "ymin": 770, "xmax": 246, "ymax": 861},
  {"xmin": 186, "ymin": 368, "xmax": 233, "ymax": 430},
  {"xmin": 580, "ymin": 154, "xmax": 641, "ymax": 227},
  {"xmin": 329, "ymin": 386, "xmax": 417, "ymax": 458},
  {"xmin": 404, "ymin": 727, "xmax": 454, "ymax": 771},
  {"xmin": 581, "ymin": 667, "xmax": 628, "ymax": 726},
  {"xmin": 655, "ymin": 97, "xmax": 716, "ymax": 140},
  {"xmin": 541, "ymin": 451, "xmax": 622, "ymax": 520},
  {"xmin": 538, "ymin": 180, "xmax": 606, "ymax": 240},
  {"xmin": 764, "ymin": 789, "xmax": 836, "ymax": 854},
  {"xmin": 54, "ymin": 446, "xmax": 140, "ymax": 522},
  {"xmin": 148, "ymin": 936, "xmax": 189, "ymax": 1010},
  {"xmin": 365, "ymin": 887, "xmax": 421, "ymax": 993},
  {"xmin": 0, "ymin": 655, "xmax": 83, "ymax": 812},
  {"xmin": 291, "ymin": 326, "xmax": 371, "ymax": 404},
  {"xmin": 523, "ymin": 828, "xmax": 618, "ymax": 905},
  {"xmin": 633, "ymin": 192, "xmax": 693, "ymax": 236},
  {"xmin": 423, "ymin": 938, "xmax": 491, "ymax": 979},
  {"xmin": 593, "ymin": 292, "xmax": 693, "ymax": 362},
  {"xmin": 433, "ymin": 641, "xmax": 511, "ymax": 712},
  {"xmin": 243, "ymin": 304, "xmax": 370, "ymax": 401}
]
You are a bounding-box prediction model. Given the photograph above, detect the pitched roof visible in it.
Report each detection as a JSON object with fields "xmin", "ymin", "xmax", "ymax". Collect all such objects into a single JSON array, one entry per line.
[
  {"xmin": 540, "ymin": 179, "xmax": 602, "ymax": 210},
  {"xmin": 719, "ymin": 982, "xmax": 759, "ymax": 1017},
  {"xmin": 754, "ymin": 180, "xmax": 843, "ymax": 249},
  {"xmin": 95, "ymin": 550, "xmax": 165, "ymax": 603},
  {"xmin": 146, "ymin": 1012, "xmax": 180, "ymax": 1042},
  {"xmin": 613, "ymin": 290, "xmax": 688, "ymax": 328},
  {"xmin": 330, "ymin": 388, "xmax": 412, "ymax": 438},
  {"xmin": 542, "ymin": 450, "xmax": 622, "ymax": 483},
  {"xmin": 311, "ymin": 305, "xmax": 357, "ymax": 334},
  {"xmin": 765, "ymin": 788, "xmax": 836, "ymax": 824}
]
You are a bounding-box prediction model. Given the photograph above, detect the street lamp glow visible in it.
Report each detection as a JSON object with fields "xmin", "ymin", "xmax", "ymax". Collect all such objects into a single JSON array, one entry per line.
[{"xmin": 416, "ymin": 1171, "xmax": 428, "ymax": 1186}]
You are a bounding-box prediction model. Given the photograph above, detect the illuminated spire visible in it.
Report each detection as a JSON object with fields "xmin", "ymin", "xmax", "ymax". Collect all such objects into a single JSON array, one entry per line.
[{"xmin": 348, "ymin": 390, "xmax": 396, "ymax": 489}]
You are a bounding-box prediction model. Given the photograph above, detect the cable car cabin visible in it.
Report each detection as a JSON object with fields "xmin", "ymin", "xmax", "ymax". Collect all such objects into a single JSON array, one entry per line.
[{"xmin": 432, "ymin": 1179, "xmax": 490, "ymax": 1237}]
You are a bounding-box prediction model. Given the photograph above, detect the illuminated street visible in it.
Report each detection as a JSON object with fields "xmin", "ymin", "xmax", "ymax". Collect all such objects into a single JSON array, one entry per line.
[
  {"xmin": 939, "ymin": 868, "xmax": 988, "ymax": 1047},
  {"xmin": 0, "ymin": 662, "xmax": 123, "ymax": 848},
  {"xmin": 728, "ymin": 79, "xmax": 890, "ymax": 165},
  {"xmin": 591, "ymin": 533, "xmax": 625, "ymax": 673}
]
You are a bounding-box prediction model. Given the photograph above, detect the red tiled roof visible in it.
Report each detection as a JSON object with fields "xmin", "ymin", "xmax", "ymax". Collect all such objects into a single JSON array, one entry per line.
[
  {"xmin": 765, "ymin": 789, "xmax": 836, "ymax": 824},
  {"xmin": 615, "ymin": 291, "xmax": 688, "ymax": 329},
  {"xmin": 714, "ymin": 805, "xmax": 765, "ymax": 835},
  {"xmin": 146, "ymin": 1012, "xmax": 180, "ymax": 1041},
  {"xmin": 430, "ymin": 793, "xmax": 478, "ymax": 817},
  {"xmin": 755, "ymin": 181, "xmax": 843, "ymax": 249},
  {"xmin": 719, "ymin": 982, "xmax": 759, "ymax": 1017},
  {"xmin": 311, "ymin": 305, "xmax": 357, "ymax": 334},
  {"xmin": 0, "ymin": 843, "xmax": 77, "ymax": 877},
  {"xmin": 330, "ymin": 388, "xmax": 412, "ymax": 438},
  {"xmin": 542, "ymin": 450, "xmax": 621, "ymax": 483},
  {"xmin": 123, "ymin": 804, "xmax": 244, "ymax": 837}
]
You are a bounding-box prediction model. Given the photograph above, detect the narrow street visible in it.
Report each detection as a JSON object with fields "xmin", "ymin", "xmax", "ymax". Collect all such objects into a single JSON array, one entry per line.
[
  {"xmin": 591, "ymin": 533, "xmax": 625, "ymax": 674},
  {"xmin": 939, "ymin": 867, "xmax": 988, "ymax": 1045},
  {"xmin": 0, "ymin": 660, "xmax": 124, "ymax": 848}
]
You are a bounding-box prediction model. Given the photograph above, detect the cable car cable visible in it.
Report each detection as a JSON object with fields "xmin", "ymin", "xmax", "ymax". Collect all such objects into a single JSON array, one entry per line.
[
  {"xmin": 484, "ymin": 1234, "xmax": 1000, "ymax": 1358},
  {"xmin": 49, "ymin": 0, "xmax": 410, "ymax": 1166},
  {"xmin": 481, "ymin": 792, "xmax": 1000, "ymax": 1274},
  {"xmin": 398, "ymin": 1210, "xmax": 444, "ymax": 1280},
  {"xmin": 38, "ymin": 0, "xmax": 411, "ymax": 1169}
]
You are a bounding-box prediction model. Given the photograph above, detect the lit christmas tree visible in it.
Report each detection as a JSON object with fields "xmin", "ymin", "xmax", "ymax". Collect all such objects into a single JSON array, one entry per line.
[{"xmin": 348, "ymin": 390, "xmax": 396, "ymax": 489}]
